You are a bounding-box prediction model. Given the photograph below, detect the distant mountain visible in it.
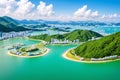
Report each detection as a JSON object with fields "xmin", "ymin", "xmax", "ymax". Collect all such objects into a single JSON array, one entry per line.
[
  {"xmin": 17, "ymin": 19, "xmax": 45, "ymax": 24},
  {"xmin": 1, "ymin": 16, "xmax": 19, "ymax": 25},
  {"xmin": 74, "ymin": 31, "xmax": 120, "ymax": 58},
  {"xmin": 1, "ymin": 16, "xmax": 120, "ymax": 26},
  {"xmin": 0, "ymin": 16, "xmax": 29, "ymax": 32},
  {"xmin": 18, "ymin": 19, "xmax": 107, "ymax": 26},
  {"xmin": 0, "ymin": 16, "xmax": 120, "ymax": 32},
  {"xmin": 18, "ymin": 19, "xmax": 120, "ymax": 26},
  {"xmin": 29, "ymin": 30, "xmax": 103, "ymax": 42}
]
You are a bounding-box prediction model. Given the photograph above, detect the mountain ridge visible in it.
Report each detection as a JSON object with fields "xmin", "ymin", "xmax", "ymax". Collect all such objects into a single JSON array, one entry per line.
[
  {"xmin": 29, "ymin": 29, "xmax": 103, "ymax": 42},
  {"xmin": 0, "ymin": 16, "xmax": 29, "ymax": 32}
]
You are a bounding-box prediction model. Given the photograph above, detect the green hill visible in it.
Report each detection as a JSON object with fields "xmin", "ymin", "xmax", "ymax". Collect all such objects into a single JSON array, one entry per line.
[
  {"xmin": 74, "ymin": 32, "xmax": 120, "ymax": 58},
  {"xmin": 0, "ymin": 16, "xmax": 19, "ymax": 25},
  {"xmin": 0, "ymin": 16, "xmax": 29, "ymax": 32},
  {"xmin": 30, "ymin": 30, "xmax": 102, "ymax": 42}
]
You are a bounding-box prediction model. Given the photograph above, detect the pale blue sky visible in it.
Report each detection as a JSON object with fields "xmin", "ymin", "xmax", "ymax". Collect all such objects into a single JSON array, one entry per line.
[
  {"xmin": 29, "ymin": 0, "xmax": 120, "ymax": 15},
  {"xmin": 0, "ymin": 0, "xmax": 120, "ymax": 22}
]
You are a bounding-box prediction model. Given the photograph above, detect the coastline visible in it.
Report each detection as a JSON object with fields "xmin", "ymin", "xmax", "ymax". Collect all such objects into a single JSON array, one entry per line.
[
  {"xmin": 62, "ymin": 48, "xmax": 120, "ymax": 63},
  {"xmin": 7, "ymin": 48, "xmax": 50, "ymax": 58}
]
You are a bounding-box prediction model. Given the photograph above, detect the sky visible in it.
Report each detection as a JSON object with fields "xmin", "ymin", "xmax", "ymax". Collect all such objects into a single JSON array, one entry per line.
[{"xmin": 0, "ymin": 0, "xmax": 120, "ymax": 22}]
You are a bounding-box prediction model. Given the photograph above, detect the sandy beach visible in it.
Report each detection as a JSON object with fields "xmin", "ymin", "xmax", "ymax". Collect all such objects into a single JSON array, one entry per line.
[{"xmin": 62, "ymin": 48, "xmax": 120, "ymax": 63}]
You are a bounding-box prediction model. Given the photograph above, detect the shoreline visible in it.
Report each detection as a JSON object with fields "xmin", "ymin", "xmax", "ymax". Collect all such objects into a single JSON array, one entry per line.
[
  {"xmin": 62, "ymin": 48, "xmax": 120, "ymax": 63},
  {"xmin": 7, "ymin": 48, "xmax": 50, "ymax": 58}
]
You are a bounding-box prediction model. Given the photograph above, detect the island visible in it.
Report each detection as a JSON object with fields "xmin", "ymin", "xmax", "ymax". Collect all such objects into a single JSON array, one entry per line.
[
  {"xmin": 7, "ymin": 41, "xmax": 50, "ymax": 58},
  {"xmin": 63, "ymin": 32, "xmax": 120, "ymax": 63}
]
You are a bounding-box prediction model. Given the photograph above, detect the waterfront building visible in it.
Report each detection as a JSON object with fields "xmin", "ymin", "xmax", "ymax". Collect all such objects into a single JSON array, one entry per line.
[
  {"xmin": 50, "ymin": 38, "xmax": 79, "ymax": 44},
  {"xmin": 0, "ymin": 31, "xmax": 31, "ymax": 40},
  {"xmin": 91, "ymin": 55, "xmax": 118, "ymax": 61}
]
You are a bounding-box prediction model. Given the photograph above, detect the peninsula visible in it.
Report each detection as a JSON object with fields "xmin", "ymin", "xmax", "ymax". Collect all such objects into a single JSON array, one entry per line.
[{"xmin": 63, "ymin": 32, "xmax": 120, "ymax": 63}]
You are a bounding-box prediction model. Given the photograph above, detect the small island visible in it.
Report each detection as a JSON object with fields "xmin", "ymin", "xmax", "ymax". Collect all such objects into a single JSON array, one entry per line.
[
  {"xmin": 7, "ymin": 41, "xmax": 50, "ymax": 58},
  {"xmin": 63, "ymin": 32, "xmax": 120, "ymax": 63}
]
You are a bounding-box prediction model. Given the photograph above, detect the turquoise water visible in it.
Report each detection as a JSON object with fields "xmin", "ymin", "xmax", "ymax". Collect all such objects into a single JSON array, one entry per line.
[
  {"xmin": 71, "ymin": 25, "xmax": 120, "ymax": 35},
  {"xmin": 0, "ymin": 26, "xmax": 120, "ymax": 80},
  {"xmin": 0, "ymin": 38, "xmax": 120, "ymax": 80}
]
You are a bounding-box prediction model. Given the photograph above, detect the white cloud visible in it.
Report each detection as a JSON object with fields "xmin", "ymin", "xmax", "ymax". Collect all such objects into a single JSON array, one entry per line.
[
  {"xmin": 0, "ymin": 0, "xmax": 54, "ymax": 20},
  {"xmin": 36, "ymin": 1, "xmax": 54, "ymax": 17},
  {"xmin": 0, "ymin": 1, "xmax": 119, "ymax": 22},
  {"xmin": 85, "ymin": 9, "xmax": 91, "ymax": 17},
  {"xmin": 91, "ymin": 11, "xmax": 99, "ymax": 17},
  {"xmin": 100, "ymin": 13, "xmax": 120, "ymax": 22},
  {"xmin": 74, "ymin": 5, "xmax": 87, "ymax": 17},
  {"xmin": 73, "ymin": 5, "xmax": 120, "ymax": 22},
  {"xmin": 101, "ymin": 13, "xmax": 118, "ymax": 19},
  {"xmin": 0, "ymin": 0, "xmax": 17, "ymax": 16},
  {"xmin": 73, "ymin": 5, "xmax": 99, "ymax": 20},
  {"xmin": 15, "ymin": 0, "xmax": 35, "ymax": 15}
]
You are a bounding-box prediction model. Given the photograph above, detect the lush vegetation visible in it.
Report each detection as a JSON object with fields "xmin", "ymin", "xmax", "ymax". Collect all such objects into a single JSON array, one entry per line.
[
  {"xmin": 74, "ymin": 32, "xmax": 120, "ymax": 58},
  {"xmin": 20, "ymin": 42, "xmax": 45, "ymax": 53},
  {"xmin": 30, "ymin": 30, "xmax": 102, "ymax": 42},
  {"xmin": 0, "ymin": 16, "xmax": 29, "ymax": 32}
]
